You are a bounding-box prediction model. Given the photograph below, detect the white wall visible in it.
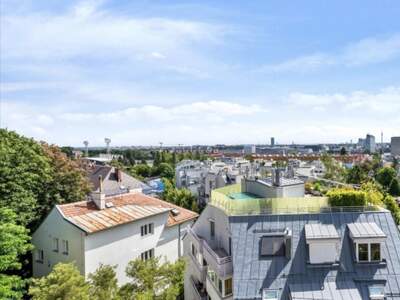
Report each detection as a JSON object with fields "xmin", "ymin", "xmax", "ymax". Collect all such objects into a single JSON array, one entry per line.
[
  {"xmin": 84, "ymin": 212, "xmax": 170, "ymax": 284},
  {"xmin": 32, "ymin": 208, "xmax": 85, "ymax": 277}
]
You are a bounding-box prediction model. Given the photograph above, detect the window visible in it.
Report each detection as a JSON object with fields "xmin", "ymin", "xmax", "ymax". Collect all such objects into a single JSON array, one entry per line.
[
  {"xmin": 210, "ymin": 220, "xmax": 215, "ymax": 239},
  {"xmin": 262, "ymin": 289, "xmax": 279, "ymax": 300},
  {"xmin": 224, "ymin": 278, "xmax": 233, "ymax": 296},
  {"xmin": 62, "ymin": 240, "xmax": 69, "ymax": 255},
  {"xmin": 261, "ymin": 236, "xmax": 285, "ymax": 256},
  {"xmin": 191, "ymin": 243, "xmax": 197, "ymax": 257},
  {"xmin": 370, "ymin": 243, "xmax": 381, "ymax": 261},
  {"xmin": 218, "ymin": 279, "xmax": 223, "ymax": 294},
  {"xmin": 207, "ymin": 269, "xmax": 216, "ymax": 284},
  {"xmin": 141, "ymin": 249, "xmax": 154, "ymax": 261},
  {"xmin": 228, "ymin": 237, "xmax": 232, "ymax": 256},
  {"xmin": 53, "ymin": 238, "xmax": 59, "ymax": 252},
  {"xmin": 141, "ymin": 223, "xmax": 154, "ymax": 237},
  {"xmin": 35, "ymin": 249, "xmax": 44, "ymax": 263},
  {"xmin": 369, "ymin": 285, "xmax": 385, "ymax": 299},
  {"xmin": 358, "ymin": 243, "xmax": 369, "ymax": 261}
]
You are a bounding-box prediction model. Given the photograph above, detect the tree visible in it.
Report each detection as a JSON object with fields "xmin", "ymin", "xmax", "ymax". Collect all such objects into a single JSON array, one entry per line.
[
  {"xmin": 133, "ymin": 164, "xmax": 152, "ymax": 178},
  {"xmin": 346, "ymin": 165, "xmax": 368, "ymax": 184},
  {"xmin": 321, "ymin": 154, "xmax": 345, "ymax": 181},
  {"xmin": 0, "ymin": 130, "xmax": 90, "ymax": 228},
  {"xmin": 340, "ymin": 147, "xmax": 347, "ymax": 156},
  {"xmin": 162, "ymin": 179, "xmax": 198, "ymax": 212},
  {"xmin": 29, "ymin": 263, "xmax": 89, "ymax": 300},
  {"xmin": 153, "ymin": 163, "xmax": 174, "ymax": 180},
  {"xmin": 0, "ymin": 208, "xmax": 32, "ymax": 299},
  {"xmin": 376, "ymin": 167, "xmax": 400, "ymax": 196},
  {"xmin": 121, "ymin": 257, "xmax": 185, "ymax": 299},
  {"xmin": 88, "ymin": 264, "xmax": 120, "ymax": 300}
]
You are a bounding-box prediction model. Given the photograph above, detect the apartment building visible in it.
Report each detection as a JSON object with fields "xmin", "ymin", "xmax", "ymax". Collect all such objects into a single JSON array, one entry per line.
[
  {"xmin": 32, "ymin": 189, "xmax": 198, "ymax": 284},
  {"xmin": 183, "ymin": 170, "xmax": 400, "ymax": 300}
]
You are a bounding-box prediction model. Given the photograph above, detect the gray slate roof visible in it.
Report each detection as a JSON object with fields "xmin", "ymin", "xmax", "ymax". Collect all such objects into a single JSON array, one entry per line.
[
  {"xmin": 88, "ymin": 166, "xmax": 149, "ymax": 196},
  {"xmin": 259, "ymin": 178, "xmax": 304, "ymax": 187},
  {"xmin": 230, "ymin": 210, "xmax": 400, "ymax": 300}
]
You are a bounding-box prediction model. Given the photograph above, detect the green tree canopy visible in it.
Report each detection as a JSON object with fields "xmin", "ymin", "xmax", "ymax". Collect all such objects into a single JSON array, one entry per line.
[
  {"xmin": 327, "ymin": 188, "xmax": 367, "ymax": 207},
  {"xmin": 376, "ymin": 167, "xmax": 400, "ymax": 196},
  {"xmin": 0, "ymin": 208, "xmax": 32, "ymax": 300},
  {"xmin": 0, "ymin": 129, "xmax": 90, "ymax": 228},
  {"xmin": 88, "ymin": 264, "xmax": 120, "ymax": 300},
  {"xmin": 121, "ymin": 257, "xmax": 185, "ymax": 299},
  {"xmin": 29, "ymin": 263, "xmax": 89, "ymax": 300}
]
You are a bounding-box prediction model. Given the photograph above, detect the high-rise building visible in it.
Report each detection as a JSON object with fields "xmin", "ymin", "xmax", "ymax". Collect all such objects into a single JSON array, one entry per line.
[
  {"xmin": 365, "ymin": 134, "xmax": 376, "ymax": 153},
  {"xmin": 391, "ymin": 136, "xmax": 400, "ymax": 157},
  {"xmin": 271, "ymin": 137, "xmax": 275, "ymax": 147}
]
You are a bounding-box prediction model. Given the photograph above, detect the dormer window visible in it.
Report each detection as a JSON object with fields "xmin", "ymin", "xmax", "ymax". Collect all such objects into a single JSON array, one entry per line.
[
  {"xmin": 305, "ymin": 224, "xmax": 340, "ymax": 264},
  {"xmin": 348, "ymin": 222, "xmax": 386, "ymax": 263},
  {"xmin": 369, "ymin": 285, "xmax": 385, "ymax": 299},
  {"xmin": 260, "ymin": 228, "xmax": 292, "ymax": 259}
]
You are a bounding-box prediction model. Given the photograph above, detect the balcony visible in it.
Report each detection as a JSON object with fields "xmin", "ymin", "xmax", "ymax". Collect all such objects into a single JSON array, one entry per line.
[
  {"xmin": 203, "ymin": 239, "xmax": 233, "ymax": 278},
  {"xmin": 206, "ymin": 276, "xmax": 233, "ymax": 300},
  {"xmin": 191, "ymin": 276, "xmax": 208, "ymax": 300},
  {"xmin": 187, "ymin": 227, "xmax": 233, "ymax": 278}
]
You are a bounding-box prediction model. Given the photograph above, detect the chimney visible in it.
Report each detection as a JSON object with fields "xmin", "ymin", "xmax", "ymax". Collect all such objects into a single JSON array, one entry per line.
[
  {"xmin": 92, "ymin": 175, "xmax": 106, "ymax": 209},
  {"xmin": 273, "ymin": 168, "xmax": 281, "ymax": 186},
  {"xmin": 116, "ymin": 168, "xmax": 122, "ymax": 183}
]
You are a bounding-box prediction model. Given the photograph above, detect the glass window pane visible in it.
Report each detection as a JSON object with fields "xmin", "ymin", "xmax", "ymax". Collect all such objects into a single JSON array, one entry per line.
[
  {"xmin": 371, "ymin": 243, "xmax": 381, "ymax": 261},
  {"xmin": 224, "ymin": 278, "xmax": 233, "ymax": 295},
  {"xmin": 358, "ymin": 243, "xmax": 369, "ymax": 261},
  {"xmin": 210, "ymin": 221, "xmax": 215, "ymax": 238}
]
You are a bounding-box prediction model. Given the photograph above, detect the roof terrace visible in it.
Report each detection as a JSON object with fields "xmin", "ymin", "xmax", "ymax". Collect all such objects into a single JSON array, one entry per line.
[{"xmin": 210, "ymin": 183, "xmax": 381, "ymax": 216}]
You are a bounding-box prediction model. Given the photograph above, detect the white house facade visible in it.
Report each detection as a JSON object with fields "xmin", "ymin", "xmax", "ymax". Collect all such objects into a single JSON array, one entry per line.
[{"xmin": 32, "ymin": 191, "xmax": 198, "ymax": 284}]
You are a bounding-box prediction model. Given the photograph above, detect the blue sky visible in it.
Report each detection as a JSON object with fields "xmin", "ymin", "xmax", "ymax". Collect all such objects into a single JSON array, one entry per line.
[{"xmin": 1, "ymin": 0, "xmax": 400, "ymax": 146}]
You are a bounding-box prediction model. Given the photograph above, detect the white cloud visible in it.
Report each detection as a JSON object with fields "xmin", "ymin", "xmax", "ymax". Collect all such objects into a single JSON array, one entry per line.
[
  {"xmin": 287, "ymin": 86, "xmax": 400, "ymax": 114},
  {"xmin": 60, "ymin": 101, "xmax": 266, "ymax": 123},
  {"xmin": 259, "ymin": 34, "xmax": 400, "ymax": 73}
]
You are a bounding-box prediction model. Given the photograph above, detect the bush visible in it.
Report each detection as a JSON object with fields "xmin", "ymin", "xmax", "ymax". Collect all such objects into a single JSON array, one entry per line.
[
  {"xmin": 383, "ymin": 195, "xmax": 400, "ymax": 225},
  {"xmin": 327, "ymin": 188, "xmax": 367, "ymax": 207}
]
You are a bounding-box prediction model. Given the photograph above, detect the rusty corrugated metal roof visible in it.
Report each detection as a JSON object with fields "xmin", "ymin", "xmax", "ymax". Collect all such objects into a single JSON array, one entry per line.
[{"xmin": 57, "ymin": 193, "xmax": 198, "ymax": 233}]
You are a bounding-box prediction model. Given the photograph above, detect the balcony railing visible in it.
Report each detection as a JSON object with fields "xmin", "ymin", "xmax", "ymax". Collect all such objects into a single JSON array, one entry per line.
[
  {"xmin": 191, "ymin": 276, "xmax": 208, "ymax": 300},
  {"xmin": 188, "ymin": 227, "xmax": 233, "ymax": 278}
]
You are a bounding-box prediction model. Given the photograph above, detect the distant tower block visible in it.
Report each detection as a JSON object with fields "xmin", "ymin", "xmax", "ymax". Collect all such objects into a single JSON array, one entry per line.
[
  {"xmin": 83, "ymin": 141, "xmax": 89, "ymax": 157},
  {"xmin": 104, "ymin": 138, "xmax": 111, "ymax": 156},
  {"xmin": 271, "ymin": 137, "xmax": 275, "ymax": 147}
]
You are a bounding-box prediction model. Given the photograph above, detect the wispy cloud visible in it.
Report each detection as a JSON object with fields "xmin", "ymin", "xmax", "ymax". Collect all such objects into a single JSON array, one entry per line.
[
  {"xmin": 258, "ymin": 34, "xmax": 400, "ymax": 73},
  {"xmin": 287, "ymin": 86, "xmax": 400, "ymax": 114}
]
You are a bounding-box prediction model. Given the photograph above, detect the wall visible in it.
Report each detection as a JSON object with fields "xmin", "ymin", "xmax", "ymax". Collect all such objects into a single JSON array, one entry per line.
[
  {"xmin": 32, "ymin": 208, "xmax": 85, "ymax": 277},
  {"xmin": 84, "ymin": 212, "xmax": 170, "ymax": 284}
]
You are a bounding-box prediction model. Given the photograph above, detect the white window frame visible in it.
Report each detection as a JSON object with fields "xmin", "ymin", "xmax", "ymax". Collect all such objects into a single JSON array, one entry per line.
[
  {"xmin": 355, "ymin": 242, "xmax": 382, "ymax": 262},
  {"xmin": 369, "ymin": 285, "xmax": 385, "ymax": 299},
  {"xmin": 35, "ymin": 249, "xmax": 44, "ymax": 263},
  {"xmin": 53, "ymin": 237, "xmax": 59, "ymax": 252},
  {"xmin": 141, "ymin": 223, "xmax": 154, "ymax": 237},
  {"xmin": 62, "ymin": 240, "xmax": 69, "ymax": 255}
]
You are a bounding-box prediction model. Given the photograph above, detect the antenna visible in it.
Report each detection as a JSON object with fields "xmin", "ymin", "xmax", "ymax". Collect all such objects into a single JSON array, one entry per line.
[
  {"xmin": 104, "ymin": 138, "xmax": 111, "ymax": 156},
  {"xmin": 83, "ymin": 141, "xmax": 89, "ymax": 157}
]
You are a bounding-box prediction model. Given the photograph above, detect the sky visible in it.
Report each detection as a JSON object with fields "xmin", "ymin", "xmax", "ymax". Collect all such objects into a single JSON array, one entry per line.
[{"xmin": 1, "ymin": 0, "xmax": 400, "ymax": 147}]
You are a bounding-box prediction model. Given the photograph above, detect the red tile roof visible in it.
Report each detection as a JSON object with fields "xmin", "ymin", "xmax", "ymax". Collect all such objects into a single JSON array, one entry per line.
[{"xmin": 57, "ymin": 193, "xmax": 198, "ymax": 233}]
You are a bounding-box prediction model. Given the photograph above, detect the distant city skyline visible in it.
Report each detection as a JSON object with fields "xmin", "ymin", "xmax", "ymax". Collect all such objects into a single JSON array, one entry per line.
[{"xmin": 1, "ymin": 0, "xmax": 400, "ymax": 146}]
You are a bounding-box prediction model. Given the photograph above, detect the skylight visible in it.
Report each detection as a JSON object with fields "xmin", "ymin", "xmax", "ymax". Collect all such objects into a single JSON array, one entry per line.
[
  {"xmin": 369, "ymin": 285, "xmax": 385, "ymax": 300},
  {"xmin": 262, "ymin": 289, "xmax": 279, "ymax": 300}
]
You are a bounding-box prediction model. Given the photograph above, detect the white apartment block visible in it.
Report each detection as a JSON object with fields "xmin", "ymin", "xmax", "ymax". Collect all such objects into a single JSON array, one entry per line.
[{"xmin": 32, "ymin": 190, "xmax": 197, "ymax": 284}]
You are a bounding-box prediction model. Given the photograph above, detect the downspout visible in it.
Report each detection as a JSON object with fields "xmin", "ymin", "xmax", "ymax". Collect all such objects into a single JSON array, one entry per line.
[{"xmin": 178, "ymin": 223, "xmax": 181, "ymax": 258}]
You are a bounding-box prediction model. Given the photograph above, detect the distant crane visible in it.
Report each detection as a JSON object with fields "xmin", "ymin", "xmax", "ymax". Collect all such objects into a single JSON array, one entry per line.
[
  {"xmin": 104, "ymin": 138, "xmax": 111, "ymax": 156},
  {"xmin": 83, "ymin": 140, "xmax": 89, "ymax": 157}
]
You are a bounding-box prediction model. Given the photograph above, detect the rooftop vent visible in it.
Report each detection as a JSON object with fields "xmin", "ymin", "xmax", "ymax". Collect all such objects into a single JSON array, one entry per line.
[
  {"xmin": 171, "ymin": 208, "xmax": 180, "ymax": 216},
  {"xmin": 105, "ymin": 202, "xmax": 114, "ymax": 208}
]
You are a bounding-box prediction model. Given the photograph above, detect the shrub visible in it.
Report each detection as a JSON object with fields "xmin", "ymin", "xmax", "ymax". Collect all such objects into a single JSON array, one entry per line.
[{"xmin": 327, "ymin": 188, "xmax": 367, "ymax": 207}]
